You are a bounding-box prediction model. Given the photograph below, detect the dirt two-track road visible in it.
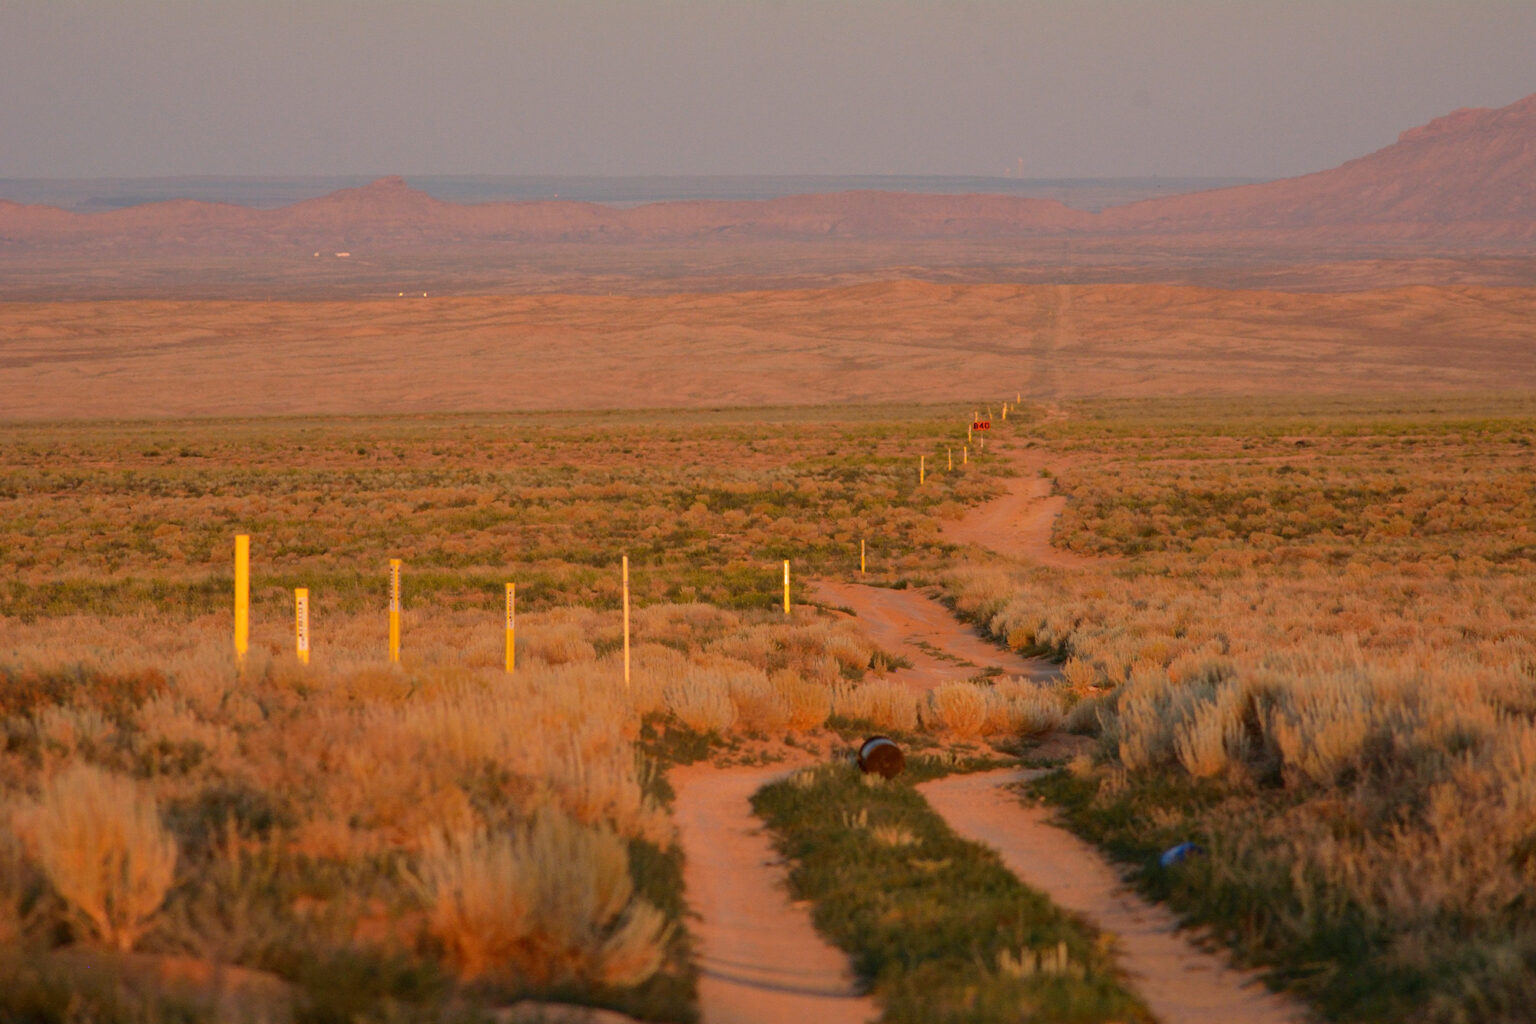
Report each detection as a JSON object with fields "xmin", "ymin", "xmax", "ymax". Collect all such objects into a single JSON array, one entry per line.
[{"xmin": 670, "ymin": 454, "xmax": 1307, "ymax": 1023}]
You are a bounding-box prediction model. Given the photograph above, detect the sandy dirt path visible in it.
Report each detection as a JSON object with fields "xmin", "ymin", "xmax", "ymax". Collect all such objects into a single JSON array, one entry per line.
[
  {"xmin": 939, "ymin": 473, "xmax": 1101, "ymax": 568},
  {"xmin": 810, "ymin": 578, "xmax": 1057, "ymax": 686},
  {"xmin": 671, "ymin": 764, "xmax": 878, "ymax": 1024},
  {"xmin": 920, "ymin": 769, "xmax": 1308, "ymax": 1024},
  {"xmin": 940, "ymin": 410, "xmax": 1108, "ymax": 569}
]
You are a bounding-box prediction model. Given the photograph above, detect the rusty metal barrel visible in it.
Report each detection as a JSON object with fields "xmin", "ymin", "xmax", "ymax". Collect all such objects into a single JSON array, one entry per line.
[{"xmin": 857, "ymin": 736, "xmax": 905, "ymax": 778}]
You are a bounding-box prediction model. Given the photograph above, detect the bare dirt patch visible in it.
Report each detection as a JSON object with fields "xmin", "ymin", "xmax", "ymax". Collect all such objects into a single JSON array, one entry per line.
[
  {"xmin": 940, "ymin": 473, "xmax": 1104, "ymax": 568},
  {"xmin": 919, "ymin": 769, "xmax": 1307, "ymax": 1024},
  {"xmin": 944, "ymin": 403, "xmax": 1110, "ymax": 567},
  {"xmin": 809, "ymin": 579, "xmax": 1056, "ymax": 688}
]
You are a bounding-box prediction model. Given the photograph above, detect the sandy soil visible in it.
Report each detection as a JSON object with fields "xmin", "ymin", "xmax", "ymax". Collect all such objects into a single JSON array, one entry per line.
[
  {"xmin": 942, "ymin": 399, "xmax": 1114, "ymax": 567},
  {"xmin": 941, "ymin": 417, "xmax": 1106, "ymax": 567},
  {"xmin": 919, "ymin": 770, "xmax": 1307, "ymax": 1024},
  {"xmin": 670, "ymin": 763, "xmax": 878, "ymax": 1024},
  {"xmin": 940, "ymin": 475, "xmax": 1102, "ymax": 568},
  {"xmin": 810, "ymin": 579, "xmax": 1057, "ymax": 686},
  {"xmin": 4, "ymin": 281, "xmax": 1535, "ymax": 420}
]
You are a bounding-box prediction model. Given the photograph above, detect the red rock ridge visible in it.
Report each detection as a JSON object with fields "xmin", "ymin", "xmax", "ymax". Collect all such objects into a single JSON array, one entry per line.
[{"xmin": 2, "ymin": 93, "xmax": 1532, "ymax": 251}]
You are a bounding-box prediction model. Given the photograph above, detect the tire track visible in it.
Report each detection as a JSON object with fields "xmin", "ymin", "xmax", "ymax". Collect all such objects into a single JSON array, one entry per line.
[
  {"xmin": 920, "ymin": 770, "xmax": 1308, "ymax": 1024},
  {"xmin": 671, "ymin": 764, "xmax": 878, "ymax": 1024}
]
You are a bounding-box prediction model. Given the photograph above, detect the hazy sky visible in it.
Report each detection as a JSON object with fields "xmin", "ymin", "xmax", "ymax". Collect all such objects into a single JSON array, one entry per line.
[{"xmin": 4, "ymin": 1, "xmax": 1533, "ymax": 180}]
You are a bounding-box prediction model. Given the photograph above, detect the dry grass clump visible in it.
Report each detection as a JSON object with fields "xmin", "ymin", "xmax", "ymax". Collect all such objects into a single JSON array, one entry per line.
[
  {"xmin": 31, "ymin": 703, "xmax": 115, "ymax": 763},
  {"xmin": 1060, "ymin": 657, "xmax": 1102, "ymax": 690},
  {"xmin": 869, "ymin": 822, "xmax": 919, "ymax": 847},
  {"xmin": 346, "ymin": 665, "xmax": 671, "ymax": 846},
  {"xmin": 771, "ymin": 669, "xmax": 833, "ymax": 730},
  {"xmin": 524, "ymin": 625, "xmax": 599, "ymax": 667},
  {"xmin": 1172, "ymin": 682, "xmax": 1250, "ymax": 779},
  {"xmin": 633, "ymin": 602, "xmax": 735, "ymax": 645},
  {"xmin": 0, "ymin": 598, "xmax": 874, "ymax": 871},
  {"xmin": 419, "ymin": 811, "xmax": 668, "ymax": 987},
  {"xmin": 627, "ymin": 641, "xmax": 688, "ymax": 716},
  {"xmin": 622, "ymin": 610, "xmax": 880, "ymax": 737},
  {"xmin": 520, "ymin": 609, "xmax": 601, "ymax": 667},
  {"xmin": 720, "ymin": 667, "xmax": 793, "ymax": 734},
  {"xmin": 795, "ymin": 623, "xmax": 874, "ymax": 676},
  {"xmin": 706, "ymin": 619, "xmax": 873, "ymax": 683},
  {"xmin": 13, "ymin": 764, "xmax": 178, "ymax": 951},
  {"xmin": 659, "ymin": 657, "xmax": 811, "ymax": 735},
  {"xmin": 925, "ymin": 683, "xmax": 994, "ymax": 738},
  {"xmin": 663, "ymin": 669, "xmax": 739, "ymax": 735},
  {"xmin": 832, "ymin": 680, "xmax": 919, "ymax": 733},
  {"xmin": 1166, "ymin": 646, "xmax": 1236, "ymax": 687},
  {"xmin": 993, "ymin": 678, "xmax": 1067, "ymax": 736},
  {"xmin": 1264, "ymin": 672, "xmax": 1378, "ymax": 788},
  {"xmin": 943, "ymin": 567, "xmax": 1016, "ymax": 629},
  {"xmin": 133, "ymin": 694, "xmax": 240, "ymax": 773},
  {"xmin": 918, "ymin": 680, "xmax": 1066, "ymax": 739}
]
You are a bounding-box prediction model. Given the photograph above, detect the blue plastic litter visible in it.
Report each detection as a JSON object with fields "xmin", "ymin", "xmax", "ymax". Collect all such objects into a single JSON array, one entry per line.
[{"xmin": 1159, "ymin": 841, "xmax": 1203, "ymax": 868}]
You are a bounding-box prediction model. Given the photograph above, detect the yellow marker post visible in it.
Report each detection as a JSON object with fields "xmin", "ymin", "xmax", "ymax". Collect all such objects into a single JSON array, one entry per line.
[
  {"xmin": 1002, "ymin": 402, "xmax": 1008, "ymax": 421},
  {"xmin": 234, "ymin": 535, "xmax": 250, "ymax": 667},
  {"xmin": 783, "ymin": 560, "xmax": 791, "ymax": 615},
  {"xmin": 388, "ymin": 559, "xmax": 402, "ymax": 663},
  {"xmin": 504, "ymin": 583, "xmax": 516, "ymax": 673},
  {"xmin": 920, "ymin": 454, "xmax": 925, "ymax": 485},
  {"xmin": 295, "ymin": 588, "xmax": 310, "ymax": 665},
  {"xmin": 1016, "ymin": 392, "xmax": 1021, "ymax": 403},
  {"xmin": 622, "ymin": 555, "xmax": 631, "ymax": 689},
  {"xmin": 948, "ymin": 448, "xmax": 953, "ymax": 471},
  {"xmin": 860, "ymin": 538, "xmax": 866, "ymax": 574},
  {"xmin": 964, "ymin": 445, "xmax": 969, "ymax": 464}
]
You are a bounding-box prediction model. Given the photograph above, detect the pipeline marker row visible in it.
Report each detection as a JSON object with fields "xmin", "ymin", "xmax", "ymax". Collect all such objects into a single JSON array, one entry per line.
[{"xmin": 231, "ymin": 395, "xmax": 1025, "ymax": 675}]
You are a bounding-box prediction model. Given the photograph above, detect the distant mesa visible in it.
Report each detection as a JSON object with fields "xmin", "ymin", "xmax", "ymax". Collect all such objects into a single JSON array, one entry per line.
[
  {"xmin": 2, "ymin": 92, "xmax": 1533, "ymax": 252},
  {"xmin": 1096, "ymin": 90, "xmax": 1536, "ymax": 240}
]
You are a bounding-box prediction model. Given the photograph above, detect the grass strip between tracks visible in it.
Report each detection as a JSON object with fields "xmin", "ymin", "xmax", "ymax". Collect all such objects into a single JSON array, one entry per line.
[{"xmin": 752, "ymin": 758, "xmax": 1151, "ymax": 1024}]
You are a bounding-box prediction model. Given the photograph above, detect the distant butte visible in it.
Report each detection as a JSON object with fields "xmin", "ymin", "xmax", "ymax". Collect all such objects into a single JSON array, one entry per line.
[{"xmin": 1, "ymin": 92, "xmax": 1533, "ymax": 253}]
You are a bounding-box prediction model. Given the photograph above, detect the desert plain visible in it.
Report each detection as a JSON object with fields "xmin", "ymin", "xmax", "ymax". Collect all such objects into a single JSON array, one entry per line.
[
  {"xmin": 4, "ymin": 280, "xmax": 1536, "ymax": 420},
  {"xmin": 2, "ymin": 92, "xmax": 1536, "ymax": 1024}
]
